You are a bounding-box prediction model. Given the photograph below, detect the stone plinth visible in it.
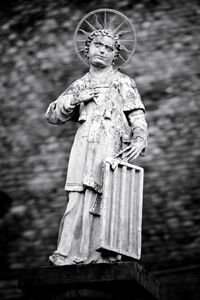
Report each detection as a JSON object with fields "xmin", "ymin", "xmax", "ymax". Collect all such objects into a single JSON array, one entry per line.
[{"xmin": 18, "ymin": 262, "xmax": 176, "ymax": 300}]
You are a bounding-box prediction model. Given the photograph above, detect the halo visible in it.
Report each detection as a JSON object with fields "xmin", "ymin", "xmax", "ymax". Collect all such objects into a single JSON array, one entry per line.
[{"xmin": 73, "ymin": 8, "xmax": 137, "ymax": 67}]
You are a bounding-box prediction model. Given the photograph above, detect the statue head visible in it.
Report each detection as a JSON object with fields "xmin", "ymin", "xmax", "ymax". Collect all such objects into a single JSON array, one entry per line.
[
  {"xmin": 85, "ymin": 29, "xmax": 121, "ymax": 67},
  {"xmin": 74, "ymin": 9, "xmax": 137, "ymax": 68}
]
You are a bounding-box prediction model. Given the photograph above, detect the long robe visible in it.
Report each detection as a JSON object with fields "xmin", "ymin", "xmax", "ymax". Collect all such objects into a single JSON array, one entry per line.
[{"xmin": 46, "ymin": 67, "xmax": 148, "ymax": 265}]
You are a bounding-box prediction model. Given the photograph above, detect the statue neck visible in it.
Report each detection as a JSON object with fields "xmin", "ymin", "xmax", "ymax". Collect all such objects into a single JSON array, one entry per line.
[{"xmin": 89, "ymin": 65, "xmax": 113, "ymax": 78}]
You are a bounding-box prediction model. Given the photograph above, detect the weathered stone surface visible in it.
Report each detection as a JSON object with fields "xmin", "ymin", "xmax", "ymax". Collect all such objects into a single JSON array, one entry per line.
[
  {"xmin": 0, "ymin": 0, "xmax": 200, "ymax": 299},
  {"xmin": 18, "ymin": 262, "xmax": 176, "ymax": 300}
]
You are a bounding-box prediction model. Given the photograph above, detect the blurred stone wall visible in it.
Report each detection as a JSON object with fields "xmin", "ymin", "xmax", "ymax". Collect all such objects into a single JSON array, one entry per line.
[{"xmin": 0, "ymin": 0, "xmax": 199, "ymax": 299}]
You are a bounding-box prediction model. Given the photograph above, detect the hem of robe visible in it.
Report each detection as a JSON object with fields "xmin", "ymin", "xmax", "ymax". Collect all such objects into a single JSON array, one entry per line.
[
  {"xmin": 65, "ymin": 176, "xmax": 103, "ymax": 194},
  {"xmin": 49, "ymin": 190, "xmax": 122, "ymax": 266}
]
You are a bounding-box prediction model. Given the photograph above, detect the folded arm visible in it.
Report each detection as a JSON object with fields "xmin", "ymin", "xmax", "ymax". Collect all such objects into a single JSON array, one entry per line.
[
  {"xmin": 122, "ymin": 109, "xmax": 148, "ymax": 160},
  {"xmin": 118, "ymin": 75, "xmax": 148, "ymax": 161},
  {"xmin": 46, "ymin": 76, "xmax": 98, "ymax": 125},
  {"xmin": 46, "ymin": 94, "xmax": 77, "ymax": 125}
]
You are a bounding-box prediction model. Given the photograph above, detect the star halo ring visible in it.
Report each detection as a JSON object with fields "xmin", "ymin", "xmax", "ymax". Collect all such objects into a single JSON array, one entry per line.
[{"xmin": 73, "ymin": 8, "xmax": 137, "ymax": 67}]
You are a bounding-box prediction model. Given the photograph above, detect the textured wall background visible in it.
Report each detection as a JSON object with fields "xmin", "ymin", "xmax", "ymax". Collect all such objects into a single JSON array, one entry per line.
[{"xmin": 0, "ymin": 0, "xmax": 200, "ymax": 299}]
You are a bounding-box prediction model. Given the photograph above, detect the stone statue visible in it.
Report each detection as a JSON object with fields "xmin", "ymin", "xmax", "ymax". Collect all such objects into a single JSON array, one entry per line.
[{"xmin": 46, "ymin": 9, "xmax": 148, "ymax": 265}]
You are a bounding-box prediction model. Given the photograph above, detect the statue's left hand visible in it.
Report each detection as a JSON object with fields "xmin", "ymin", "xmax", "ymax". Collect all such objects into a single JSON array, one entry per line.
[{"xmin": 116, "ymin": 138, "xmax": 145, "ymax": 161}]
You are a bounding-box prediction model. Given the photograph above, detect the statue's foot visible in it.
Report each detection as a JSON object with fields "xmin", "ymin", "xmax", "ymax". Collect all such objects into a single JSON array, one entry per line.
[
  {"xmin": 86, "ymin": 251, "xmax": 122, "ymax": 264},
  {"xmin": 49, "ymin": 251, "xmax": 122, "ymax": 266},
  {"xmin": 72, "ymin": 256, "xmax": 87, "ymax": 264},
  {"xmin": 49, "ymin": 254, "xmax": 87, "ymax": 266},
  {"xmin": 49, "ymin": 254, "xmax": 66, "ymax": 266}
]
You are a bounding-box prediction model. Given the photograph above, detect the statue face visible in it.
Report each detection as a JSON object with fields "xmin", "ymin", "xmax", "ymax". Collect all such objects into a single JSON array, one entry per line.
[{"xmin": 88, "ymin": 35, "xmax": 117, "ymax": 68}]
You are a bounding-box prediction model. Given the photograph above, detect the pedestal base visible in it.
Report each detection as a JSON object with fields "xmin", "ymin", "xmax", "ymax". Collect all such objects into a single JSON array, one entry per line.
[{"xmin": 18, "ymin": 262, "xmax": 176, "ymax": 300}]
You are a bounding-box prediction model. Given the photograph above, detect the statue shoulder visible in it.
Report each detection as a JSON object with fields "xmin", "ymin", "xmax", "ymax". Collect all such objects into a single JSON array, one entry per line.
[
  {"xmin": 115, "ymin": 70, "xmax": 137, "ymax": 87},
  {"xmin": 63, "ymin": 74, "xmax": 88, "ymax": 95},
  {"xmin": 69, "ymin": 75, "xmax": 87, "ymax": 89}
]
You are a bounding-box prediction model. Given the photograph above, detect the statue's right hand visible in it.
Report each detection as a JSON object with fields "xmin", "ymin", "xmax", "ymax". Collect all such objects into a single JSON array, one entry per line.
[{"xmin": 71, "ymin": 89, "xmax": 99, "ymax": 105}]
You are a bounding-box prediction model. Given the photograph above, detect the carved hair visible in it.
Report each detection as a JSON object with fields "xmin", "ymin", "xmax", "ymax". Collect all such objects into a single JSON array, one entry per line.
[{"xmin": 84, "ymin": 29, "xmax": 121, "ymax": 63}]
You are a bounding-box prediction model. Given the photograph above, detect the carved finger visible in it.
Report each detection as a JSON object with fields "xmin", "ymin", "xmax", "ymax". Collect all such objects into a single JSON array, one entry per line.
[
  {"xmin": 125, "ymin": 145, "xmax": 141, "ymax": 158},
  {"xmin": 122, "ymin": 147, "xmax": 137, "ymax": 159},
  {"xmin": 87, "ymin": 94, "xmax": 94, "ymax": 99},
  {"xmin": 127, "ymin": 147, "xmax": 143, "ymax": 161},
  {"xmin": 61, "ymin": 106, "xmax": 70, "ymax": 115},
  {"xmin": 115, "ymin": 145, "xmax": 132, "ymax": 157},
  {"xmin": 81, "ymin": 92, "xmax": 94, "ymax": 102},
  {"xmin": 127, "ymin": 150, "xmax": 140, "ymax": 161}
]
